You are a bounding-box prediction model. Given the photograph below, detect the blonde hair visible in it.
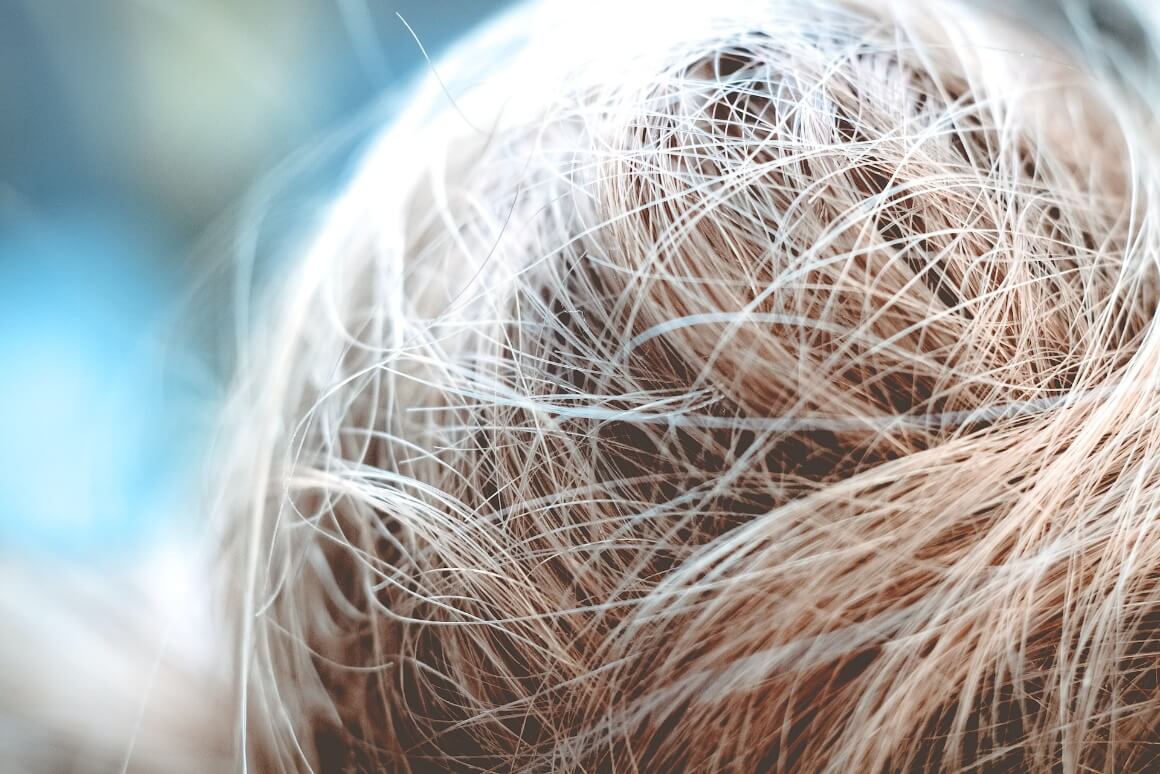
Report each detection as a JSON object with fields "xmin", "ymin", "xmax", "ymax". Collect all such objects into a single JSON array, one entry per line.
[{"xmin": 215, "ymin": 0, "xmax": 1160, "ymax": 770}]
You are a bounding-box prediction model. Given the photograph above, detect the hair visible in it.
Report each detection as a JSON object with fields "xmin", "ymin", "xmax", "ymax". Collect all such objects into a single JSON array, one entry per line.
[{"xmin": 14, "ymin": 0, "xmax": 1160, "ymax": 771}]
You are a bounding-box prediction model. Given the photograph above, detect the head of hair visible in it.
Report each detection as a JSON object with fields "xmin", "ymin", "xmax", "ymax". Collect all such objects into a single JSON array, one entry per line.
[{"xmin": 216, "ymin": 0, "xmax": 1160, "ymax": 770}]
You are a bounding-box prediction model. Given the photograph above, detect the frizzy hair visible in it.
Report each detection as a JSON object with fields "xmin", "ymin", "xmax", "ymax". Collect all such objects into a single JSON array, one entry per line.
[{"xmin": 214, "ymin": 0, "xmax": 1160, "ymax": 770}]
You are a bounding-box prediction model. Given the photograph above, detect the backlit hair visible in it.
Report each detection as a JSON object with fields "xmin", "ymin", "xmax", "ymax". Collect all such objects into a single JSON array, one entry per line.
[{"xmin": 214, "ymin": 0, "xmax": 1160, "ymax": 770}]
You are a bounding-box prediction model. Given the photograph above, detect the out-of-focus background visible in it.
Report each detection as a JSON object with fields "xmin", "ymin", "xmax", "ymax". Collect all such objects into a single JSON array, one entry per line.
[{"xmin": 0, "ymin": 0, "xmax": 508, "ymax": 560}]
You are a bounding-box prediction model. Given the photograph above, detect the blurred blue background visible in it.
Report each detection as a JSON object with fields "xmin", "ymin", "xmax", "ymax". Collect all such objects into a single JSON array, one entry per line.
[{"xmin": 0, "ymin": 0, "xmax": 506, "ymax": 557}]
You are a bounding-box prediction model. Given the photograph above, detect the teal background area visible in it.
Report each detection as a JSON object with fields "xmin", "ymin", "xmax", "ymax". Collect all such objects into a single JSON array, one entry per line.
[{"xmin": 0, "ymin": 1, "xmax": 507, "ymax": 556}]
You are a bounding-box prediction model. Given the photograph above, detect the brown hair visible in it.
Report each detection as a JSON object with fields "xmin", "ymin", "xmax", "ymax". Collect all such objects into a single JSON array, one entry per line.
[{"xmin": 217, "ymin": 0, "xmax": 1160, "ymax": 770}]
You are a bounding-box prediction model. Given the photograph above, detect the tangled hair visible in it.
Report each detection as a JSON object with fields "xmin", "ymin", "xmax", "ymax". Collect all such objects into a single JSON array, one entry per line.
[{"xmin": 217, "ymin": 0, "xmax": 1160, "ymax": 770}]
